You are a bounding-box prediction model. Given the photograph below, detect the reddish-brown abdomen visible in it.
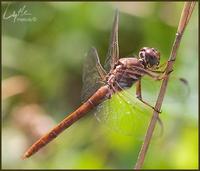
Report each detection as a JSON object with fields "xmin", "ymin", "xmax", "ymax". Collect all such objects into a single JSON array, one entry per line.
[{"xmin": 23, "ymin": 85, "xmax": 109, "ymax": 159}]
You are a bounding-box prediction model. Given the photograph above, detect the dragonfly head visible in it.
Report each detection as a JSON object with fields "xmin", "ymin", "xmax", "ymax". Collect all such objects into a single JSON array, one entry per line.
[{"xmin": 139, "ymin": 47, "xmax": 160, "ymax": 69}]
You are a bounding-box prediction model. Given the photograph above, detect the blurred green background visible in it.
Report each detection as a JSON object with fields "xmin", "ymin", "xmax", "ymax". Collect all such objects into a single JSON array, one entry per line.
[{"xmin": 2, "ymin": 2, "xmax": 198, "ymax": 169}]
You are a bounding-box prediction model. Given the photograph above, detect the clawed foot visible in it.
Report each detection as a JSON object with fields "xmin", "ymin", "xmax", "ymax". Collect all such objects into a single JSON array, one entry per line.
[
  {"xmin": 168, "ymin": 59, "xmax": 175, "ymax": 62},
  {"xmin": 155, "ymin": 69, "xmax": 174, "ymax": 81},
  {"xmin": 136, "ymin": 95, "xmax": 142, "ymax": 100},
  {"xmin": 153, "ymin": 107, "xmax": 162, "ymax": 113},
  {"xmin": 166, "ymin": 69, "xmax": 173, "ymax": 75},
  {"xmin": 136, "ymin": 96, "xmax": 162, "ymax": 113}
]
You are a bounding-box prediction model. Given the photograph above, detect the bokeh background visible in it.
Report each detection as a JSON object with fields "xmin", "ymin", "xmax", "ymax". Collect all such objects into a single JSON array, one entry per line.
[{"xmin": 2, "ymin": 2, "xmax": 198, "ymax": 169}]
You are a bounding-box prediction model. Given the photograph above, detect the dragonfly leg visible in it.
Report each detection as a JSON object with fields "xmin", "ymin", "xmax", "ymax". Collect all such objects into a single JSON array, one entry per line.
[
  {"xmin": 161, "ymin": 58, "xmax": 175, "ymax": 72},
  {"xmin": 158, "ymin": 58, "xmax": 175, "ymax": 71},
  {"xmin": 161, "ymin": 59, "xmax": 175, "ymax": 75},
  {"xmin": 156, "ymin": 68, "xmax": 174, "ymax": 80},
  {"xmin": 106, "ymin": 83, "xmax": 118, "ymax": 99},
  {"xmin": 150, "ymin": 59, "xmax": 175, "ymax": 74},
  {"xmin": 158, "ymin": 61, "xmax": 167, "ymax": 69},
  {"xmin": 136, "ymin": 81, "xmax": 163, "ymax": 134},
  {"xmin": 166, "ymin": 69, "xmax": 174, "ymax": 75},
  {"xmin": 168, "ymin": 58, "xmax": 176, "ymax": 62},
  {"xmin": 148, "ymin": 73, "xmax": 164, "ymax": 81},
  {"xmin": 152, "ymin": 68, "xmax": 174, "ymax": 81},
  {"xmin": 149, "ymin": 62, "xmax": 167, "ymax": 73},
  {"xmin": 150, "ymin": 70, "xmax": 165, "ymax": 74},
  {"xmin": 106, "ymin": 87, "xmax": 113, "ymax": 99},
  {"xmin": 137, "ymin": 97, "xmax": 161, "ymax": 113},
  {"xmin": 136, "ymin": 80, "xmax": 161, "ymax": 113},
  {"xmin": 136, "ymin": 80, "xmax": 142, "ymax": 99}
]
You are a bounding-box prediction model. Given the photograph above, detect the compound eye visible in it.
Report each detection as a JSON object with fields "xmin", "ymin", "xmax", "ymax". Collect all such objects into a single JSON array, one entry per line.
[
  {"xmin": 140, "ymin": 47, "xmax": 147, "ymax": 51},
  {"xmin": 139, "ymin": 51, "xmax": 145, "ymax": 58}
]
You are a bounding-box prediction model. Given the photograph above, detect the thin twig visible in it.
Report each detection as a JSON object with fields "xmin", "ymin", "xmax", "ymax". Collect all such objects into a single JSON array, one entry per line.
[{"xmin": 134, "ymin": 2, "xmax": 196, "ymax": 169}]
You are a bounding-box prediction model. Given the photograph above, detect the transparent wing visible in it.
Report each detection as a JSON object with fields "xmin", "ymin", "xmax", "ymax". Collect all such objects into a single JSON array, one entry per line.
[
  {"xmin": 166, "ymin": 77, "xmax": 190, "ymax": 103},
  {"xmin": 95, "ymin": 86, "xmax": 152, "ymax": 138},
  {"xmin": 140, "ymin": 74, "xmax": 190, "ymax": 105},
  {"xmin": 81, "ymin": 47, "xmax": 107, "ymax": 102},
  {"xmin": 94, "ymin": 74, "xmax": 189, "ymax": 137},
  {"xmin": 104, "ymin": 9, "xmax": 119, "ymax": 72}
]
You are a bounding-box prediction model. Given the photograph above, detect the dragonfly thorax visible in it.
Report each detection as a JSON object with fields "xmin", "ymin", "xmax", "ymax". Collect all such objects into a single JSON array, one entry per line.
[{"xmin": 107, "ymin": 58, "xmax": 145, "ymax": 91}]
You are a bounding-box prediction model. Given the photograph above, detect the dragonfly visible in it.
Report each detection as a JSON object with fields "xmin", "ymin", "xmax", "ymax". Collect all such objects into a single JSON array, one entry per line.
[{"xmin": 23, "ymin": 9, "xmax": 171, "ymax": 159}]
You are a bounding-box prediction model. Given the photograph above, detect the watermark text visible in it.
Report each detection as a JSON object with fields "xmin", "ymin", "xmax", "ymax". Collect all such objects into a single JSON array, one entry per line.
[{"xmin": 3, "ymin": 3, "xmax": 37, "ymax": 23}]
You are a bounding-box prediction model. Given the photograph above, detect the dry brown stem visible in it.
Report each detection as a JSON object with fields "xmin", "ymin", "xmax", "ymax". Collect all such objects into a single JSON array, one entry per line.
[{"xmin": 134, "ymin": 2, "xmax": 196, "ymax": 169}]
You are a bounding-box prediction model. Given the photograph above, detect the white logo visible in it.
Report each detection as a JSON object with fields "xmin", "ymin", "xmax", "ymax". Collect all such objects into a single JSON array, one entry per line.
[{"xmin": 3, "ymin": 3, "xmax": 37, "ymax": 23}]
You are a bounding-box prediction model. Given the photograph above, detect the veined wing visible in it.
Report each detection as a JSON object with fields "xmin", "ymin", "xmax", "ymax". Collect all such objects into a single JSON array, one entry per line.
[
  {"xmin": 139, "ymin": 74, "xmax": 190, "ymax": 105},
  {"xmin": 95, "ymin": 86, "xmax": 152, "ymax": 137},
  {"xmin": 81, "ymin": 47, "xmax": 107, "ymax": 102},
  {"xmin": 104, "ymin": 9, "xmax": 119, "ymax": 72},
  {"xmin": 94, "ymin": 74, "xmax": 188, "ymax": 137}
]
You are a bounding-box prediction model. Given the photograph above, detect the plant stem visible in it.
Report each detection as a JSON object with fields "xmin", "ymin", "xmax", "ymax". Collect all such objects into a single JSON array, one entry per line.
[{"xmin": 134, "ymin": 2, "xmax": 196, "ymax": 169}]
